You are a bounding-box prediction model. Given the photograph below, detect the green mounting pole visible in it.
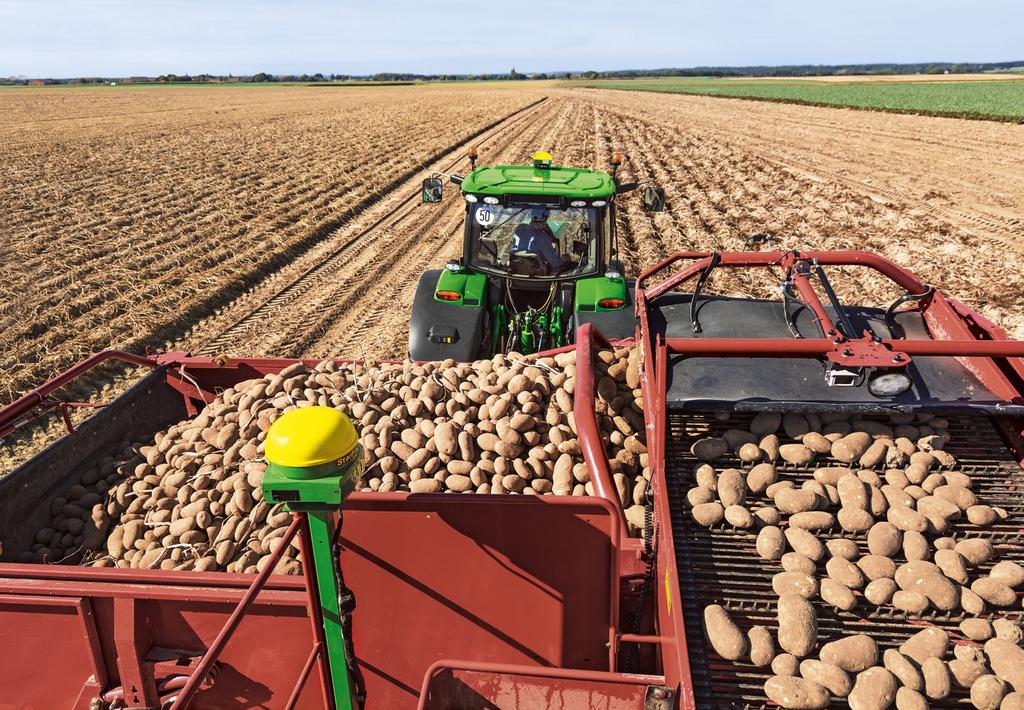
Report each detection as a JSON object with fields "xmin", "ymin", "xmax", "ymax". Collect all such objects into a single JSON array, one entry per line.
[{"xmin": 261, "ymin": 406, "xmax": 364, "ymax": 710}]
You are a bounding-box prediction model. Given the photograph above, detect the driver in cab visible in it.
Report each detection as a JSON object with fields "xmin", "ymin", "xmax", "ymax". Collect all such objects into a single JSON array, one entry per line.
[{"xmin": 511, "ymin": 208, "xmax": 561, "ymax": 272}]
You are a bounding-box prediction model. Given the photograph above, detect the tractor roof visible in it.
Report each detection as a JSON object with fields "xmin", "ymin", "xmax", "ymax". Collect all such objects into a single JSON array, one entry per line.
[{"xmin": 460, "ymin": 164, "xmax": 616, "ymax": 200}]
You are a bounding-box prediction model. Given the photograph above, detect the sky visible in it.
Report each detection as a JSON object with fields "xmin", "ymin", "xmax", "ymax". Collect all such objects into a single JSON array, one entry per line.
[{"xmin": 1, "ymin": 0, "xmax": 1022, "ymax": 78}]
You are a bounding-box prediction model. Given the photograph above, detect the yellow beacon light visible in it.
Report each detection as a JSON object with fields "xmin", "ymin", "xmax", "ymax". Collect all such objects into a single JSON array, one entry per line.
[{"xmin": 531, "ymin": 151, "xmax": 553, "ymax": 170}]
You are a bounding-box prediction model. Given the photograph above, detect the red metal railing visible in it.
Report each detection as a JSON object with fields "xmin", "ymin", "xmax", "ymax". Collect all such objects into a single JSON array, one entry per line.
[
  {"xmin": 572, "ymin": 323, "xmax": 628, "ymax": 531},
  {"xmin": 0, "ymin": 349, "xmax": 159, "ymax": 438},
  {"xmin": 168, "ymin": 514, "xmax": 327, "ymax": 710}
]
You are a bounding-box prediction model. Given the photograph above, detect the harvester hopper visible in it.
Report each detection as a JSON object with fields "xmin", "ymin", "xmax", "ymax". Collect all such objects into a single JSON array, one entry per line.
[{"xmin": 0, "ymin": 249, "xmax": 1022, "ymax": 709}]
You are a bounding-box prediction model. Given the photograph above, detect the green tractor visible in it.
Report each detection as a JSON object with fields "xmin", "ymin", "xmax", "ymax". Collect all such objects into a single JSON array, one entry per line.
[{"xmin": 409, "ymin": 149, "xmax": 664, "ymax": 361}]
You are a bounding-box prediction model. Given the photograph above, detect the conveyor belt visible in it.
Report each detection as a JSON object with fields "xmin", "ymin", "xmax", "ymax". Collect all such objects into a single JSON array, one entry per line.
[{"xmin": 666, "ymin": 411, "xmax": 1024, "ymax": 709}]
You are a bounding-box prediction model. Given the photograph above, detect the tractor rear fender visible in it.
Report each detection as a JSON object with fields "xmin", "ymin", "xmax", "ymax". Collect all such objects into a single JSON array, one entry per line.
[
  {"xmin": 409, "ymin": 269, "xmax": 487, "ymax": 362},
  {"xmin": 573, "ymin": 276, "xmax": 637, "ymax": 341}
]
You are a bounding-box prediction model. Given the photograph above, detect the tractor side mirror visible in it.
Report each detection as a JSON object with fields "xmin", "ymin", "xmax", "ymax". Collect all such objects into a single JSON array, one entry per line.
[
  {"xmin": 421, "ymin": 177, "xmax": 443, "ymax": 203},
  {"xmin": 642, "ymin": 186, "xmax": 666, "ymax": 212}
]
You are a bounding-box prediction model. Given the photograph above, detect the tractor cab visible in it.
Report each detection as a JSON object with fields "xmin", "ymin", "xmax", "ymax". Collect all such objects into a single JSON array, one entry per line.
[{"xmin": 410, "ymin": 150, "xmax": 662, "ymax": 361}]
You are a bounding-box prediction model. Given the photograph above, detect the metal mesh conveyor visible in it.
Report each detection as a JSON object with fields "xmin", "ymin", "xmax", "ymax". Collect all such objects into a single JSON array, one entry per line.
[{"xmin": 666, "ymin": 410, "xmax": 1024, "ymax": 709}]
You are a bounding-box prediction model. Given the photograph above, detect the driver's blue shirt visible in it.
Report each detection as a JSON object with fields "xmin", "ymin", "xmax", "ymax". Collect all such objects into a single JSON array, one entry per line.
[{"xmin": 512, "ymin": 223, "xmax": 562, "ymax": 269}]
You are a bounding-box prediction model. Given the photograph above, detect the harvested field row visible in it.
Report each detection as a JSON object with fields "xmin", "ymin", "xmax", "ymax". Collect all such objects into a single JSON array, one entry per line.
[{"xmin": 0, "ymin": 84, "xmax": 546, "ymax": 403}]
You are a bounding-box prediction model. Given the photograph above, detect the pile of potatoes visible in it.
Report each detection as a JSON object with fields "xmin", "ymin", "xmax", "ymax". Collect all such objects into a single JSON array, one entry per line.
[
  {"xmin": 694, "ymin": 411, "xmax": 1024, "ymax": 709},
  {"xmin": 21, "ymin": 347, "xmax": 650, "ymax": 574}
]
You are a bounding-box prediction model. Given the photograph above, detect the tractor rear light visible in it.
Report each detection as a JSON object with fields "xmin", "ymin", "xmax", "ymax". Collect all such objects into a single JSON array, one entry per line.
[
  {"xmin": 604, "ymin": 269, "xmax": 622, "ymax": 280},
  {"xmin": 436, "ymin": 291, "xmax": 461, "ymax": 301},
  {"xmin": 570, "ymin": 200, "xmax": 586, "ymax": 207},
  {"xmin": 598, "ymin": 298, "xmax": 625, "ymax": 309},
  {"xmin": 483, "ymin": 196, "xmax": 499, "ymax": 205},
  {"xmin": 464, "ymin": 194, "xmax": 478, "ymax": 202},
  {"xmin": 592, "ymin": 200, "xmax": 607, "ymax": 207}
]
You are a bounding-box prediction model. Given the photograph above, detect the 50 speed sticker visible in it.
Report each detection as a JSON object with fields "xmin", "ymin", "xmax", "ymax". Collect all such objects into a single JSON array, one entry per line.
[{"xmin": 475, "ymin": 207, "xmax": 495, "ymax": 226}]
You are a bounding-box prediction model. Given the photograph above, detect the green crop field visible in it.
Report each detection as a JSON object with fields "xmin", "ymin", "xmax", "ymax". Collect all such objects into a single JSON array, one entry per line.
[{"xmin": 565, "ymin": 77, "xmax": 1024, "ymax": 121}]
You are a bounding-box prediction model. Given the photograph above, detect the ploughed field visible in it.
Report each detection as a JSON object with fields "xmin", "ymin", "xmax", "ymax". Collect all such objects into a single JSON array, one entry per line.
[{"xmin": 2, "ymin": 84, "xmax": 1024, "ymax": 471}]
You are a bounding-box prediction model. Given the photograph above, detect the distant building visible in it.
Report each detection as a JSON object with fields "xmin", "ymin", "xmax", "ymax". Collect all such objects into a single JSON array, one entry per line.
[
  {"xmin": 224, "ymin": 76, "xmax": 241, "ymax": 83},
  {"xmin": 28, "ymin": 79, "xmax": 45, "ymax": 86}
]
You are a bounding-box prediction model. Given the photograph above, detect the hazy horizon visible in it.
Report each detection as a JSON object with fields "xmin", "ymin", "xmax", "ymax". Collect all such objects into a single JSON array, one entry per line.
[{"xmin": 2, "ymin": 0, "xmax": 1022, "ymax": 78}]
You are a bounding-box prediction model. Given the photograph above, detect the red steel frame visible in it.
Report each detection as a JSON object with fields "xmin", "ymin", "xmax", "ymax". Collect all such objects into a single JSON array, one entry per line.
[
  {"xmin": 7, "ymin": 249, "xmax": 1021, "ymax": 708},
  {"xmin": 0, "ymin": 341, "xmax": 648, "ymax": 708},
  {"xmin": 634, "ymin": 250, "xmax": 1024, "ymax": 709}
]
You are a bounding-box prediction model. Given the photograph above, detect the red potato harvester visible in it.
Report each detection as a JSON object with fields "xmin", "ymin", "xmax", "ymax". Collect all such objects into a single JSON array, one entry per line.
[{"xmin": 0, "ymin": 249, "xmax": 1022, "ymax": 709}]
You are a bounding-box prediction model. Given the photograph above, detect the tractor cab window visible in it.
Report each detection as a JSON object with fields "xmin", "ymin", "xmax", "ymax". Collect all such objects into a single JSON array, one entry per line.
[{"xmin": 468, "ymin": 203, "xmax": 599, "ymax": 278}]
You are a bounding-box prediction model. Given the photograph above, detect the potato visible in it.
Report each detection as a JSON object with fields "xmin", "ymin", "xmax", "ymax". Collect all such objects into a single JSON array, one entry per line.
[
  {"xmin": 738, "ymin": 443, "xmax": 763, "ymax": 463},
  {"xmin": 827, "ymin": 557, "xmax": 866, "ymax": 589},
  {"xmin": 750, "ymin": 412, "xmax": 782, "ymax": 437},
  {"xmin": 692, "ymin": 437, "xmax": 728, "ymax": 461},
  {"xmin": 857, "ymin": 555, "xmax": 897, "ymax": 581},
  {"xmin": 717, "ymin": 468, "xmax": 746, "ymax": 507},
  {"xmin": 884, "ymin": 648, "xmax": 924, "ymax": 691},
  {"xmin": 773, "ymin": 653, "xmax": 800, "ymax": 676},
  {"xmin": 703, "ymin": 604, "xmax": 747, "ymax": 661},
  {"xmin": 785, "ymin": 528, "xmax": 825, "ymax": 562},
  {"xmin": 836, "ymin": 473, "xmax": 868, "ymax": 508},
  {"xmin": 821, "ymin": 579, "xmax": 857, "ymax": 611},
  {"xmin": 832, "ymin": 432, "xmax": 872, "ymax": 464},
  {"xmin": 887, "ymin": 505, "xmax": 928, "ymax": 533},
  {"xmin": 724, "ymin": 428, "xmax": 758, "ymax": 450},
  {"xmin": 900, "ymin": 626, "xmax": 949, "ymax": 665},
  {"xmin": 838, "ymin": 507, "xmax": 874, "ymax": 532},
  {"xmin": 867, "ymin": 522, "xmax": 902, "ymax": 557},
  {"xmin": 895, "ymin": 560, "xmax": 960, "ymax": 611},
  {"xmin": 763, "ymin": 675, "xmax": 830, "ymax": 710},
  {"xmin": 950, "ymin": 656, "xmax": 989, "ymax": 689},
  {"xmin": 695, "ymin": 464, "xmax": 717, "ymax": 490},
  {"xmin": 985, "ymin": 638, "xmax": 1024, "ymax": 692},
  {"xmin": 756, "ymin": 525, "xmax": 786, "ymax": 561},
  {"xmin": 800, "ymin": 659, "xmax": 853, "ymax": 697},
  {"xmin": 1002, "ymin": 692, "xmax": 1024, "ymax": 710},
  {"xmin": 922, "ymin": 656, "xmax": 951, "ymax": 699},
  {"xmin": 813, "ymin": 466, "xmax": 852, "ymax": 486},
  {"xmin": 821, "ymin": 539, "xmax": 855, "ymax": 562},
  {"xmin": 902, "ymin": 530, "xmax": 929, "ymax": 561},
  {"xmin": 724, "ymin": 504, "xmax": 754, "ymax": 529},
  {"xmin": 934, "ymin": 549, "xmax": 970, "ymax": 584},
  {"xmin": 971, "ymin": 675, "xmax": 1008, "ymax": 710},
  {"xmin": 773, "ymin": 571, "xmax": 819, "ymax": 599},
  {"xmin": 775, "ymin": 557, "xmax": 811, "ymax": 579},
  {"xmin": 894, "ymin": 687, "xmax": 927, "ymax": 710},
  {"xmin": 971, "ymin": 577, "xmax": 1017, "ymax": 607},
  {"xmin": 960, "ymin": 585, "xmax": 988, "ymax": 615},
  {"xmin": 779, "ymin": 444, "xmax": 815, "ymax": 466},
  {"xmin": 961, "ymin": 618, "xmax": 995, "ymax": 642},
  {"xmin": 691, "ymin": 502, "xmax": 725, "ymax": 527},
  {"xmin": 990, "ymin": 560, "xmax": 1024, "ymax": 588},
  {"xmin": 821, "ymin": 634, "xmax": 878, "ymax": 673},
  {"xmin": 753, "ymin": 506, "xmax": 781, "ymax": 527},
  {"xmin": 802, "ymin": 432, "xmax": 832, "ymax": 454},
  {"xmin": 775, "ymin": 488, "xmax": 821, "ymax": 515},
  {"xmin": 688, "ymin": 485, "xmax": 716, "ymax": 507},
  {"xmin": 788, "ymin": 511, "xmax": 835, "ymax": 531},
  {"xmin": 993, "ymin": 619, "xmax": 1022, "ymax": 644},
  {"xmin": 864, "ymin": 578, "xmax": 898, "ymax": 605},
  {"xmin": 748, "ymin": 625, "xmax": 776, "ymax": 667},
  {"xmin": 956, "ymin": 538, "xmax": 995, "ymax": 566},
  {"xmin": 746, "ymin": 463, "xmax": 777, "ymax": 494},
  {"xmin": 777, "ymin": 593, "xmax": 817, "ymax": 657},
  {"xmin": 848, "ymin": 667, "xmax": 898, "ymax": 710},
  {"xmin": 892, "ymin": 590, "xmax": 930, "ymax": 613}
]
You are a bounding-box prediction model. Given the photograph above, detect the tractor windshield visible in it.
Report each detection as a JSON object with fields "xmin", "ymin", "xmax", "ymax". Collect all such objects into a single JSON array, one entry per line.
[{"xmin": 467, "ymin": 203, "xmax": 599, "ymax": 279}]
